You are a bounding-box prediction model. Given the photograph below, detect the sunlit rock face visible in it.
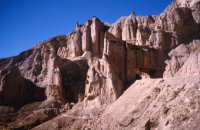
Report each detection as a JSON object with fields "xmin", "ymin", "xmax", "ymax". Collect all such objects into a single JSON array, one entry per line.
[
  {"xmin": 176, "ymin": 0, "xmax": 199, "ymax": 7},
  {"xmin": 1, "ymin": 0, "xmax": 200, "ymax": 129}
]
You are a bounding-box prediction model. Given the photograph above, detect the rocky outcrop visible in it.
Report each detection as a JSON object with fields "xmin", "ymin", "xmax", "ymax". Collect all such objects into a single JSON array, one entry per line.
[
  {"xmin": 0, "ymin": 0, "xmax": 200, "ymax": 129},
  {"xmin": 0, "ymin": 66, "xmax": 46, "ymax": 108},
  {"xmin": 67, "ymin": 17, "xmax": 110, "ymax": 58},
  {"xmin": 104, "ymin": 32, "xmax": 165, "ymax": 86},
  {"xmin": 164, "ymin": 40, "xmax": 200, "ymax": 77},
  {"xmin": 0, "ymin": 35, "xmax": 89, "ymax": 105},
  {"xmin": 45, "ymin": 56, "xmax": 89, "ymax": 103},
  {"xmin": 89, "ymin": 76, "xmax": 200, "ymax": 130},
  {"xmin": 176, "ymin": 0, "xmax": 200, "ymax": 8}
]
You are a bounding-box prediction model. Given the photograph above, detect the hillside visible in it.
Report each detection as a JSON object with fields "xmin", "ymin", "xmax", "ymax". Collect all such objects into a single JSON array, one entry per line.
[{"xmin": 0, "ymin": 0, "xmax": 200, "ymax": 129}]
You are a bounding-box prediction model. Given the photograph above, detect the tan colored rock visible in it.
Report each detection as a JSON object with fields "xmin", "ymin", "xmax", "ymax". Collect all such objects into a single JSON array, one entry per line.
[
  {"xmin": 1, "ymin": 0, "xmax": 200, "ymax": 129},
  {"xmin": 84, "ymin": 57, "xmax": 123, "ymax": 104},
  {"xmin": 82, "ymin": 20, "xmax": 92, "ymax": 52},
  {"xmin": 104, "ymin": 32, "xmax": 165, "ymax": 87},
  {"xmin": 103, "ymin": 32, "xmax": 127, "ymax": 84},
  {"xmin": 168, "ymin": 7, "xmax": 198, "ymax": 35},
  {"xmin": 66, "ymin": 29, "xmax": 83, "ymax": 58},
  {"xmin": 89, "ymin": 76, "xmax": 200, "ymax": 130},
  {"xmin": 192, "ymin": 2, "xmax": 200, "ymax": 23},
  {"xmin": 90, "ymin": 17, "xmax": 101, "ymax": 56},
  {"xmin": 176, "ymin": 0, "xmax": 200, "ymax": 8},
  {"xmin": 164, "ymin": 41, "xmax": 200, "ymax": 77},
  {"xmin": 0, "ymin": 66, "xmax": 46, "ymax": 107},
  {"xmin": 122, "ymin": 12, "xmax": 137, "ymax": 43},
  {"xmin": 108, "ymin": 16, "xmax": 126, "ymax": 39},
  {"xmin": 46, "ymin": 64, "xmax": 65, "ymax": 102}
]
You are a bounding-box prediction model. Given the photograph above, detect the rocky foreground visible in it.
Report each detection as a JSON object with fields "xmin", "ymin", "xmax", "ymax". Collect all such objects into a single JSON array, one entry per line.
[{"xmin": 0, "ymin": 0, "xmax": 200, "ymax": 129}]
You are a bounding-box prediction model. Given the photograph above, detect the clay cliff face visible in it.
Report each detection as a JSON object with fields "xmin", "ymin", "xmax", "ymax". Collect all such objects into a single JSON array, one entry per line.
[{"xmin": 0, "ymin": 0, "xmax": 200, "ymax": 129}]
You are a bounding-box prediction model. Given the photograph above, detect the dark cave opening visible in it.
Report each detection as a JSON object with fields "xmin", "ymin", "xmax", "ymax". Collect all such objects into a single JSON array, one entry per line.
[{"xmin": 135, "ymin": 74, "xmax": 142, "ymax": 80}]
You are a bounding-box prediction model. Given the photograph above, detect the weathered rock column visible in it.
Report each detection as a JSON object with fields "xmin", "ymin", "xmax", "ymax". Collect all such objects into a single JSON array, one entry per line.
[
  {"xmin": 82, "ymin": 20, "xmax": 92, "ymax": 52},
  {"xmin": 46, "ymin": 54, "xmax": 65, "ymax": 103},
  {"xmin": 91, "ymin": 17, "xmax": 101, "ymax": 56},
  {"xmin": 72, "ymin": 28, "xmax": 83, "ymax": 57},
  {"xmin": 122, "ymin": 12, "xmax": 137, "ymax": 43}
]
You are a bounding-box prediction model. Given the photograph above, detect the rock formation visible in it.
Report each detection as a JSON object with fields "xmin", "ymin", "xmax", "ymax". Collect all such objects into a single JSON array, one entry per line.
[
  {"xmin": 0, "ymin": 0, "xmax": 200, "ymax": 129},
  {"xmin": 0, "ymin": 66, "xmax": 46, "ymax": 108}
]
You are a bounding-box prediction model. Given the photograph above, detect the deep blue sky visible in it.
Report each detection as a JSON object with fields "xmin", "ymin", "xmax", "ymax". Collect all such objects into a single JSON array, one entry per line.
[{"xmin": 0, "ymin": 0, "xmax": 173, "ymax": 58}]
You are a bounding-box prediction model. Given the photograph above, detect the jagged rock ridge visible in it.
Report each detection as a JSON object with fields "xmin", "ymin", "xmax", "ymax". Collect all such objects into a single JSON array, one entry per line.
[{"xmin": 0, "ymin": 0, "xmax": 200, "ymax": 129}]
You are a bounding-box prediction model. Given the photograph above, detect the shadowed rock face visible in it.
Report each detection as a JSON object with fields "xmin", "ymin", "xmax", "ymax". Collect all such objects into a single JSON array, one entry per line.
[
  {"xmin": 104, "ymin": 32, "xmax": 166, "ymax": 87},
  {"xmin": 1, "ymin": 0, "xmax": 200, "ymax": 129},
  {"xmin": 45, "ymin": 57, "xmax": 89, "ymax": 103},
  {"xmin": 0, "ymin": 66, "xmax": 46, "ymax": 108}
]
